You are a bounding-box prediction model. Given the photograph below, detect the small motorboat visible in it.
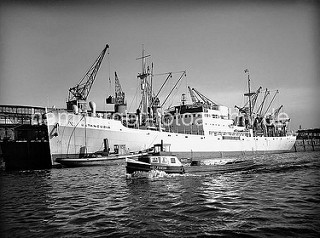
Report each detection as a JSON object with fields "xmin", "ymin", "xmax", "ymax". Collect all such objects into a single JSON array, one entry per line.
[
  {"xmin": 126, "ymin": 143, "xmax": 185, "ymax": 175},
  {"xmin": 56, "ymin": 152, "xmax": 148, "ymax": 168}
]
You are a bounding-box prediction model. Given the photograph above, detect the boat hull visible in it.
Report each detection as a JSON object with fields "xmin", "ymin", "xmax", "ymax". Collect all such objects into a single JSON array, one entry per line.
[
  {"xmin": 46, "ymin": 110, "xmax": 296, "ymax": 161},
  {"xmin": 55, "ymin": 152, "xmax": 148, "ymax": 168},
  {"xmin": 56, "ymin": 157, "xmax": 124, "ymax": 167},
  {"xmin": 126, "ymin": 159, "xmax": 185, "ymax": 174}
]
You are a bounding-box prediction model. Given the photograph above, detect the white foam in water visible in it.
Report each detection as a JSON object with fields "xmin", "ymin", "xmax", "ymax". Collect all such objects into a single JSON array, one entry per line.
[
  {"xmin": 200, "ymin": 158, "xmax": 236, "ymax": 166},
  {"xmin": 126, "ymin": 169, "xmax": 202, "ymax": 179},
  {"xmin": 126, "ymin": 170, "xmax": 170, "ymax": 179}
]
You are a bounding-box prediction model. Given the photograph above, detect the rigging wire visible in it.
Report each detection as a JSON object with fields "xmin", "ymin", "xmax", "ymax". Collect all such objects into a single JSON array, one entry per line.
[
  {"xmin": 163, "ymin": 72, "xmax": 188, "ymax": 109},
  {"xmin": 161, "ymin": 71, "xmax": 186, "ymax": 107},
  {"xmin": 66, "ymin": 114, "xmax": 85, "ymax": 157},
  {"xmin": 185, "ymin": 71, "xmax": 188, "ymax": 102},
  {"xmin": 108, "ymin": 47, "xmax": 111, "ymax": 93},
  {"xmin": 128, "ymin": 77, "xmax": 140, "ymax": 111},
  {"xmin": 170, "ymin": 78, "xmax": 184, "ymax": 106},
  {"xmin": 103, "ymin": 46, "xmax": 112, "ymax": 112}
]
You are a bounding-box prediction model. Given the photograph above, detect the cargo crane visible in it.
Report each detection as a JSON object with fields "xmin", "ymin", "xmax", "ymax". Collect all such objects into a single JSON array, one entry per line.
[
  {"xmin": 273, "ymin": 105, "xmax": 283, "ymax": 119},
  {"xmin": 67, "ymin": 44, "xmax": 109, "ymax": 111},
  {"xmin": 251, "ymin": 86, "xmax": 262, "ymax": 112},
  {"xmin": 262, "ymin": 90, "xmax": 279, "ymax": 117},
  {"xmin": 188, "ymin": 86, "xmax": 201, "ymax": 104},
  {"xmin": 114, "ymin": 72, "xmax": 125, "ymax": 105},
  {"xmin": 235, "ymin": 87, "xmax": 262, "ymax": 115},
  {"xmin": 256, "ymin": 88, "xmax": 270, "ymax": 116},
  {"xmin": 161, "ymin": 71, "xmax": 186, "ymax": 108},
  {"xmin": 273, "ymin": 105, "xmax": 289, "ymax": 136},
  {"xmin": 190, "ymin": 87, "xmax": 218, "ymax": 108},
  {"xmin": 114, "ymin": 72, "xmax": 127, "ymax": 113},
  {"xmin": 272, "ymin": 105, "xmax": 289, "ymax": 124}
]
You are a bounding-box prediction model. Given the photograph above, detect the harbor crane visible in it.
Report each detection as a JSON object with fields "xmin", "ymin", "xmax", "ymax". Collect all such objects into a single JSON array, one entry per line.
[
  {"xmin": 67, "ymin": 44, "xmax": 109, "ymax": 110},
  {"xmin": 114, "ymin": 72, "xmax": 125, "ymax": 105}
]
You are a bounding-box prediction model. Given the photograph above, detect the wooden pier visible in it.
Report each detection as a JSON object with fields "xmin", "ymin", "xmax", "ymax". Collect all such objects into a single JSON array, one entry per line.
[{"xmin": 293, "ymin": 128, "xmax": 320, "ymax": 152}]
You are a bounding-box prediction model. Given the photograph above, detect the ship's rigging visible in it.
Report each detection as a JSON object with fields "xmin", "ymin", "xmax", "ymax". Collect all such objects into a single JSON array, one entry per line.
[
  {"xmin": 135, "ymin": 47, "xmax": 189, "ymax": 127},
  {"xmin": 64, "ymin": 44, "xmax": 290, "ymax": 137},
  {"xmin": 234, "ymin": 69, "xmax": 289, "ymax": 136},
  {"xmin": 41, "ymin": 44, "xmax": 295, "ymax": 164},
  {"xmin": 189, "ymin": 87, "xmax": 219, "ymax": 108}
]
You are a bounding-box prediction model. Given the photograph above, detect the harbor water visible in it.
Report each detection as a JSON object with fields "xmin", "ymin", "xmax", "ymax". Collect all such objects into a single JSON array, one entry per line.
[{"xmin": 1, "ymin": 151, "xmax": 320, "ymax": 237}]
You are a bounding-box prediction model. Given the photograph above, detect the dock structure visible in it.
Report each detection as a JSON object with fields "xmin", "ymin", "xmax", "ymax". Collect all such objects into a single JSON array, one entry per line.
[
  {"xmin": 0, "ymin": 105, "xmax": 52, "ymax": 170},
  {"xmin": 293, "ymin": 128, "xmax": 320, "ymax": 152},
  {"xmin": 0, "ymin": 105, "xmax": 46, "ymax": 139}
]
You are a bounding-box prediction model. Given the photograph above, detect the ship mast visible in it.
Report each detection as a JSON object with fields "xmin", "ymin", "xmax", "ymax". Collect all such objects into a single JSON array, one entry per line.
[
  {"xmin": 136, "ymin": 46, "xmax": 151, "ymax": 123},
  {"xmin": 244, "ymin": 69, "xmax": 254, "ymax": 127},
  {"xmin": 246, "ymin": 69, "xmax": 252, "ymax": 119}
]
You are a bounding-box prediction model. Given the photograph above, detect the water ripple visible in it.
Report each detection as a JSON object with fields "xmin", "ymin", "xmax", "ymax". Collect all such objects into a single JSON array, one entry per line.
[{"xmin": 1, "ymin": 152, "xmax": 320, "ymax": 237}]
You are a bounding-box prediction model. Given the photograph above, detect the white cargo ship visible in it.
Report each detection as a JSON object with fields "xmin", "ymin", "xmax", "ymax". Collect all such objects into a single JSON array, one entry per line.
[{"xmin": 44, "ymin": 44, "xmax": 296, "ymax": 162}]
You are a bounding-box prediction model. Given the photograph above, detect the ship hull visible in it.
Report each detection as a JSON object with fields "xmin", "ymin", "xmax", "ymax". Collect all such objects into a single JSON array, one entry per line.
[
  {"xmin": 46, "ymin": 110, "xmax": 296, "ymax": 162},
  {"xmin": 55, "ymin": 153, "xmax": 147, "ymax": 167},
  {"xmin": 55, "ymin": 157, "xmax": 123, "ymax": 167}
]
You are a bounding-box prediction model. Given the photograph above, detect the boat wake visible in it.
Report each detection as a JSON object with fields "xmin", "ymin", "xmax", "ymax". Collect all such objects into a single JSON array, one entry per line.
[
  {"xmin": 125, "ymin": 152, "xmax": 320, "ymax": 180},
  {"xmin": 245, "ymin": 155, "xmax": 320, "ymax": 175},
  {"xmin": 125, "ymin": 161, "xmax": 257, "ymax": 180},
  {"xmin": 126, "ymin": 170, "xmax": 183, "ymax": 180}
]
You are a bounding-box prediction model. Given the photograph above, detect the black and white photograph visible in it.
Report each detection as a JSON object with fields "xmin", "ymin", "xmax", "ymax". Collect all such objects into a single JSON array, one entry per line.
[{"xmin": 0, "ymin": 0, "xmax": 319, "ymax": 237}]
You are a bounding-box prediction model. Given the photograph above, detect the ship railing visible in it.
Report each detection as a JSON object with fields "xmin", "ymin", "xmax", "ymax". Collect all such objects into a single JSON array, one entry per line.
[
  {"xmin": 209, "ymin": 131, "xmax": 251, "ymax": 137},
  {"xmin": 162, "ymin": 127, "xmax": 204, "ymax": 135}
]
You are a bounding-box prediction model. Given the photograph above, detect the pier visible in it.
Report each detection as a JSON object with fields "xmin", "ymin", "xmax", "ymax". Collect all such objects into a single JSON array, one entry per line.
[
  {"xmin": 0, "ymin": 105, "xmax": 52, "ymax": 170},
  {"xmin": 293, "ymin": 128, "xmax": 320, "ymax": 152}
]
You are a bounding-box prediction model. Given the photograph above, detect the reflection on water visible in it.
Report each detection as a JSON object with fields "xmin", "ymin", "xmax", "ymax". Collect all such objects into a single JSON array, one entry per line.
[{"xmin": 1, "ymin": 151, "xmax": 320, "ymax": 237}]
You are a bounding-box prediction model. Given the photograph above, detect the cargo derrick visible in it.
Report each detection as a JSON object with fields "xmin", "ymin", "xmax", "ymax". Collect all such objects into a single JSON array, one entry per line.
[
  {"xmin": 190, "ymin": 87, "xmax": 218, "ymax": 109},
  {"xmin": 188, "ymin": 86, "xmax": 200, "ymax": 105}
]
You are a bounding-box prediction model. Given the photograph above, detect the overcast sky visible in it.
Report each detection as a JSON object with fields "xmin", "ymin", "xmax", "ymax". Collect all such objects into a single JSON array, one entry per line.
[{"xmin": 0, "ymin": 0, "xmax": 319, "ymax": 130}]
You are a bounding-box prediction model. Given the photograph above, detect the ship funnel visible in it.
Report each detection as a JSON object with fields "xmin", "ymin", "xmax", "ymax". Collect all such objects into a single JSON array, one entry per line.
[{"xmin": 89, "ymin": 101, "xmax": 96, "ymax": 116}]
